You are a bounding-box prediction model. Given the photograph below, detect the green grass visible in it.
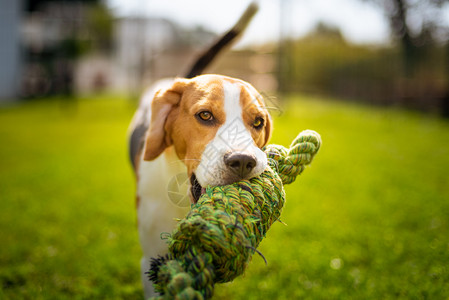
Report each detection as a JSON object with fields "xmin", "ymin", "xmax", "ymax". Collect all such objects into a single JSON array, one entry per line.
[{"xmin": 1, "ymin": 95, "xmax": 448, "ymax": 299}]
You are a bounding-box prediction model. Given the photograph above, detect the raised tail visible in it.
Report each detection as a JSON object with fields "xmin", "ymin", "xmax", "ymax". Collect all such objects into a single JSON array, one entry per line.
[{"xmin": 185, "ymin": 2, "xmax": 259, "ymax": 78}]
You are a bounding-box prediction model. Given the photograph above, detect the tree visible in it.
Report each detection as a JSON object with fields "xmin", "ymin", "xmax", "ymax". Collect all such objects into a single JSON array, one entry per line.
[
  {"xmin": 87, "ymin": 2, "xmax": 114, "ymax": 52},
  {"xmin": 364, "ymin": 0, "xmax": 449, "ymax": 76}
]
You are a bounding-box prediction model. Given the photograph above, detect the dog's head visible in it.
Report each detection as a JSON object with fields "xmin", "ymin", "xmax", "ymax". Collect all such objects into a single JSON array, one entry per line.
[{"xmin": 143, "ymin": 74, "xmax": 272, "ymax": 203}]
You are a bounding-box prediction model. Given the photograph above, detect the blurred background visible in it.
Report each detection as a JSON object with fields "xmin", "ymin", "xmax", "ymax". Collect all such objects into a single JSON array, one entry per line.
[
  {"xmin": 1, "ymin": 0, "xmax": 448, "ymax": 114},
  {"xmin": 1, "ymin": 0, "xmax": 449, "ymax": 299}
]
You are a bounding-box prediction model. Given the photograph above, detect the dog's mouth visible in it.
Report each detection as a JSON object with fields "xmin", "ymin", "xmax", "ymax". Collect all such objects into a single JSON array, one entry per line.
[{"xmin": 190, "ymin": 173, "xmax": 205, "ymax": 204}]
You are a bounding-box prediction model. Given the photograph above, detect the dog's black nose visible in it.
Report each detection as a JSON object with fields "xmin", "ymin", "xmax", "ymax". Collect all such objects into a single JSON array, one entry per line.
[{"xmin": 224, "ymin": 152, "xmax": 257, "ymax": 178}]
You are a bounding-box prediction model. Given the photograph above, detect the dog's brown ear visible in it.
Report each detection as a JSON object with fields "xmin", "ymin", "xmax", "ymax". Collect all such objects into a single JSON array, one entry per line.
[{"xmin": 143, "ymin": 79, "xmax": 188, "ymax": 161}]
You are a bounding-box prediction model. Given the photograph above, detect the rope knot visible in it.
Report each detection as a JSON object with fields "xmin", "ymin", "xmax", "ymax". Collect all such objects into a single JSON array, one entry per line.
[
  {"xmin": 148, "ymin": 130, "xmax": 322, "ymax": 299},
  {"xmin": 265, "ymin": 130, "xmax": 321, "ymax": 184}
]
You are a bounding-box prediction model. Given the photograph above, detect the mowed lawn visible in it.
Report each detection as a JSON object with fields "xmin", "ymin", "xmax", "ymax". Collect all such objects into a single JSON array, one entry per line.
[{"xmin": 1, "ymin": 94, "xmax": 448, "ymax": 299}]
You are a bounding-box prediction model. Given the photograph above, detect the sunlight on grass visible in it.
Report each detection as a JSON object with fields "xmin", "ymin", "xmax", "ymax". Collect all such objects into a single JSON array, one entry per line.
[
  {"xmin": 1, "ymin": 95, "xmax": 448, "ymax": 299},
  {"xmin": 0, "ymin": 96, "xmax": 141, "ymax": 299},
  {"xmin": 215, "ymin": 96, "xmax": 449, "ymax": 299}
]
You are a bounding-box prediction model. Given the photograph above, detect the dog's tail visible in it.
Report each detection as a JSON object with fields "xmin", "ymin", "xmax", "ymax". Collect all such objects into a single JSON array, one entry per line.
[{"xmin": 184, "ymin": 2, "xmax": 259, "ymax": 79}]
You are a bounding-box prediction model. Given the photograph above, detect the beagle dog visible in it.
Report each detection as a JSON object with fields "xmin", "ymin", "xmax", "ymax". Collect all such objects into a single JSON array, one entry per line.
[{"xmin": 127, "ymin": 3, "xmax": 270, "ymax": 298}]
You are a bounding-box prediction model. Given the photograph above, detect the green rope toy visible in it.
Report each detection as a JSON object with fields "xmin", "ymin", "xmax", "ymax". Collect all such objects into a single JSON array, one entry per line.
[{"xmin": 148, "ymin": 130, "xmax": 322, "ymax": 299}]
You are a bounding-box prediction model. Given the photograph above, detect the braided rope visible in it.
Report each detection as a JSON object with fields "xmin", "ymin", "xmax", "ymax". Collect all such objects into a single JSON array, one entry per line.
[{"xmin": 148, "ymin": 130, "xmax": 321, "ymax": 299}]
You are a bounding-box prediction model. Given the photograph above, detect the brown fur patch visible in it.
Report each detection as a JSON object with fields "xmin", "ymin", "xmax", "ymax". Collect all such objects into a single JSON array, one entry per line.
[
  {"xmin": 168, "ymin": 77, "xmax": 225, "ymax": 177},
  {"xmin": 239, "ymin": 82, "xmax": 272, "ymax": 147}
]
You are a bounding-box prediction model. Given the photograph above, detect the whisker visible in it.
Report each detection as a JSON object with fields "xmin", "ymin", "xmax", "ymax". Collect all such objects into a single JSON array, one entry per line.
[{"xmin": 261, "ymin": 105, "xmax": 282, "ymax": 111}]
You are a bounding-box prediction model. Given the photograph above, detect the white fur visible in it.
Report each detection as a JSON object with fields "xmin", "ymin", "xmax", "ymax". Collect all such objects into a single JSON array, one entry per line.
[
  {"xmin": 195, "ymin": 80, "xmax": 267, "ymax": 187},
  {"xmin": 137, "ymin": 150, "xmax": 189, "ymax": 298}
]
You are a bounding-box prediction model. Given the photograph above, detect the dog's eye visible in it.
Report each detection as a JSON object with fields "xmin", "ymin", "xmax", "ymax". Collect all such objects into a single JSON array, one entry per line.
[
  {"xmin": 197, "ymin": 111, "xmax": 214, "ymax": 122},
  {"xmin": 253, "ymin": 117, "xmax": 264, "ymax": 129}
]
